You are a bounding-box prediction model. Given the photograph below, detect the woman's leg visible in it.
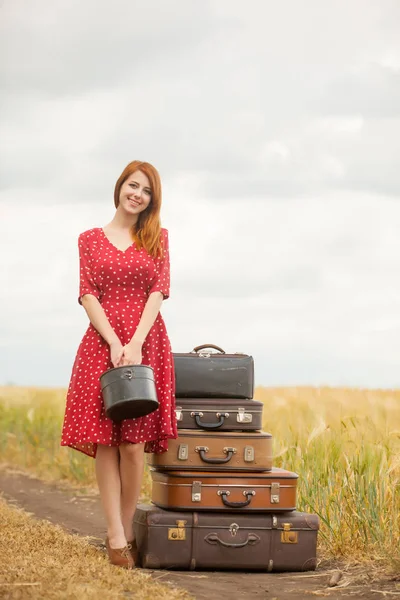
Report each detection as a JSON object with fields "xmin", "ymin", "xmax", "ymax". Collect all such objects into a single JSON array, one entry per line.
[
  {"xmin": 119, "ymin": 442, "xmax": 145, "ymax": 542},
  {"xmin": 95, "ymin": 444, "xmax": 126, "ymax": 548}
]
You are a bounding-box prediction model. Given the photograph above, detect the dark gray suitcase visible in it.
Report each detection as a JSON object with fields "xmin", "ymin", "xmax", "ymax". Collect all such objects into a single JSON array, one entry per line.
[
  {"xmin": 173, "ymin": 344, "xmax": 254, "ymax": 399},
  {"xmin": 133, "ymin": 504, "xmax": 319, "ymax": 571},
  {"xmin": 176, "ymin": 398, "xmax": 263, "ymax": 431}
]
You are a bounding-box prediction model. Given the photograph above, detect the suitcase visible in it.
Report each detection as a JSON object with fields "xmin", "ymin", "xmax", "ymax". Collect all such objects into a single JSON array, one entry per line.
[
  {"xmin": 150, "ymin": 468, "xmax": 298, "ymax": 512},
  {"xmin": 173, "ymin": 344, "xmax": 254, "ymax": 399},
  {"xmin": 175, "ymin": 398, "xmax": 264, "ymax": 431},
  {"xmin": 133, "ymin": 504, "xmax": 319, "ymax": 571},
  {"xmin": 147, "ymin": 430, "xmax": 273, "ymax": 472}
]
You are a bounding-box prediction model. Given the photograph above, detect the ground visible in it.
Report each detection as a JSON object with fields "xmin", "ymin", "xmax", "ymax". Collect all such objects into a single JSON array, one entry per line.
[{"xmin": 1, "ymin": 468, "xmax": 398, "ymax": 600}]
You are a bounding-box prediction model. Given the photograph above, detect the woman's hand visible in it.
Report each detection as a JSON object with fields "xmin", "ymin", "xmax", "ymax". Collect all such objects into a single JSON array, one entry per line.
[
  {"xmin": 120, "ymin": 339, "xmax": 143, "ymax": 366},
  {"xmin": 109, "ymin": 340, "xmax": 124, "ymax": 368}
]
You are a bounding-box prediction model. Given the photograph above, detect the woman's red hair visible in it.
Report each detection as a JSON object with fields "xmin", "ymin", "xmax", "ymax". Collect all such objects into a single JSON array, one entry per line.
[{"xmin": 114, "ymin": 160, "xmax": 163, "ymax": 258}]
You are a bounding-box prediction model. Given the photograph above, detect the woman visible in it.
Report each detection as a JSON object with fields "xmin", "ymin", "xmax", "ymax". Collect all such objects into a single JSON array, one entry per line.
[{"xmin": 61, "ymin": 160, "xmax": 177, "ymax": 569}]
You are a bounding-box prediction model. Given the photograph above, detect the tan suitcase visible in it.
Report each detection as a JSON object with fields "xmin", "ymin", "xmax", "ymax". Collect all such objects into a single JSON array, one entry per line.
[
  {"xmin": 147, "ymin": 430, "xmax": 272, "ymax": 472},
  {"xmin": 151, "ymin": 468, "xmax": 298, "ymax": 512}
]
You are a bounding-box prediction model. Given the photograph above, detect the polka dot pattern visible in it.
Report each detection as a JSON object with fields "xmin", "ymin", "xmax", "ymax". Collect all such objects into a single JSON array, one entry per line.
[{"xmin": 61, "ymin": 227, "xmax": 177, "ymax": 458}]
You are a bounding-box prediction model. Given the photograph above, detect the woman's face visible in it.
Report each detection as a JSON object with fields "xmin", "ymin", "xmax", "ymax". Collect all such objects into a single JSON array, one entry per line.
[{"xmin": 118, "ymin": 170, "xmax": 152, "ymax": 216}]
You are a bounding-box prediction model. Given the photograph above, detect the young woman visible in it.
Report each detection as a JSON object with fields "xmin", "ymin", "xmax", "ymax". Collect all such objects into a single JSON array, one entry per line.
[{"xmin": 61, "ymin": 160, "xmax": 177, "ymax": 569}]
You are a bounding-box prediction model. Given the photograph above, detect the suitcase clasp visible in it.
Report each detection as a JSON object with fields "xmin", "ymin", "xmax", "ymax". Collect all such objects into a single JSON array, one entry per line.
[
  {"xmin": 199, "ymin": 351, "xmax": 211, "ymax": 358},
  {"xmin": 281, "ymin": 523, "xmax": 298, "ymax": 544},
  {"xmin": 192, "ymin": 481, "xmax": 202, "ymax": 502},
  {"xmin": 271, "ymin": 482, "xmax": 280, "ymax": 503},
  {"xmin": 244, "ymin": 446, "xmax": 255, "ymax": 462},
  {"xmin": 178, "ymin": 444, "xmax": 189, "ymax": 461},
  {"xmin": 168, "ymin": 520, "xmax": 187, "ymax": 541},
  {"xmin": 229, "ymin": 523, "xmax": 239, "ymax": 537},
  {"xmin": 175, "ymin": 407, "xmax": 183, "ymax": 421},
  {"xmin": 237, "ymin": 408, "xmax": 253, "ymax": 423}
]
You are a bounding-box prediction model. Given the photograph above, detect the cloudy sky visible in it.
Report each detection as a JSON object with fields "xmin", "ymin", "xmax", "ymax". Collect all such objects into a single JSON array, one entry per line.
[{"xmin": 1, "ymin": 0, "xmax": 400, "ymax": 388}]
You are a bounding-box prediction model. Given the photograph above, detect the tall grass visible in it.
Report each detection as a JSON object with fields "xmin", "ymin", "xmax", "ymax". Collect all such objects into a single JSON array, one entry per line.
[
  {"xmin": 257, "ymin": 387, "xmax": 400, "ymax": 565},
  {"xmin": 0, "ymin": 385, "xmax": 399, "ymax": 566}
]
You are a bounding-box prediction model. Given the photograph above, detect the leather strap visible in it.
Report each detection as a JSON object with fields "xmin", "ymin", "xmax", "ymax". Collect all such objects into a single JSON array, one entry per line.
[
  {"xmin": 197, "ymin": 447, "xmax": 235, "ymax": 464},
  {"xmin": 192, "ymin": 412, "xmax": 227, "ymax": 430},
  {"xmin": 205, "ymin": 532, "xmax": 260, "ymax": 548},
  {"xmin": 192, "ymin": 344, "xmax": 225, "ymax": 354},
  {"xmin": 218, "ymin": 490, "xmax": 255, "ymax": 508}
]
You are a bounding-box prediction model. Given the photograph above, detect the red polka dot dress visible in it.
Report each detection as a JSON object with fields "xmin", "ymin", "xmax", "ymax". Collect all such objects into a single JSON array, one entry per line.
[{"xmin": 61, "ymin": 227, "xmax": 177, "ymax": 458}]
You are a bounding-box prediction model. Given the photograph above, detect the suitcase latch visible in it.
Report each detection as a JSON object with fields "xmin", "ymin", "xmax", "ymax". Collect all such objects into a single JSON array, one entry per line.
[
  {"xmin": 175, "ymin": 407, "xmax": 183, "ymax": 421},
  {"xmin": 244, "ymin": 446, "xmax": 255, "ymax": 462},
  {"xmin": 168, "ymin": 520, "xmax": 187, "ymax": 541},
  {"xmin": 229, "ymin": 523, "xmax": 239, "ymax": 537},
  {"xmin": 192, "ymin": 481, "xmax": 202, "ymax": 502},
  {"xmin": 195, "ymin": 446, "xmax": 209, "ymax": 453},
  {"xmin": 178, "ymin": 444, "xmax": 189, "ymax": 461},
  {"xmin": 281, "ymin": 523, "xmax": 298, "ymax": 544},
  {"xmin": 237, "ymin": 408, "xmax": 252, "ymax": 423},
  {"xmin": 271, "ymin": 482, "xmax": 280, "ymax": 503}
]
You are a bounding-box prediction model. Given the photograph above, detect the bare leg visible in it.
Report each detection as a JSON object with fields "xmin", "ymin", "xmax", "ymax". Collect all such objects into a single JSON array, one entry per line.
[
  {"xmin": 95, "ymin": 444, "xmax": 126, "ymax": 548},
  {"xmin": 119, "ymin": 442, "xmax": 145, "ymax": 542}
]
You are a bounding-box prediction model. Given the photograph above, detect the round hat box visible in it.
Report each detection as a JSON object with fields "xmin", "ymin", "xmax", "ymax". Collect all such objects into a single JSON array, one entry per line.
[{"xmin": 100, "ymin": 365, "xmax": 159, "ymax": 422}]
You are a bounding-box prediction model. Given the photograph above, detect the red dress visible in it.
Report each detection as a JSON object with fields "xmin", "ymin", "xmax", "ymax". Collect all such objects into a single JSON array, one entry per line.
[{"xmin": 61, "ymin": 227, "xmax": 177, "ymax": 458}]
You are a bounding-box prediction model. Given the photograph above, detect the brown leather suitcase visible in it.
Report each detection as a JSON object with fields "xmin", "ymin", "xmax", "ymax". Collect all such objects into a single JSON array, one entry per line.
[
  {"xmin": 147, "ymin": 430, "xmax": 272, "ymax": 472},
  {"xmin": 133, "ymin": 504, "xmax": 319, "ymax": 571},
  {"xmin": 173, "ymin": 344, "xmax": 254, "ymax": 399},
  {"xmin": 150, "ymin": 468, "xmax": 298, "ymax": 511},
  {"xmin": 175, "ymin": 398, "xmax": 263, "ymax": 431}
]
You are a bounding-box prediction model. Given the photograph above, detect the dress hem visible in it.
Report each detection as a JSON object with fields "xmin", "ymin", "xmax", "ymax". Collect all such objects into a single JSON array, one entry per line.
[{"xmin": 61, "ymin": 431, "xmax": 177, "ymax": 459}]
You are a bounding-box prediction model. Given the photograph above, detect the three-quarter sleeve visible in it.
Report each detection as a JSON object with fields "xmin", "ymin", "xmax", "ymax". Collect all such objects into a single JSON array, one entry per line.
[
  {"xmin": 148, "ymin": 228, "xmax": 170, "ymax": 300},
  {"xmin": 78, "ymin": 233, "xmax": 101, "ymax": 305}
]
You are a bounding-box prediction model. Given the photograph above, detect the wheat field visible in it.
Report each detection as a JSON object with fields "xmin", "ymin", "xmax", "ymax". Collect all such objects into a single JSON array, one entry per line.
[{"xmin": 0, "ymin": 385, "xmax": 399, "ymax": 568}]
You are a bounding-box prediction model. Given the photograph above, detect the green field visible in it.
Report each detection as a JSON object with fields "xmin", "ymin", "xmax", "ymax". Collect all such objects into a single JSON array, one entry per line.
[{"xmin": 1, "ymin": 385, "xmax": 399, "ymax": 568}]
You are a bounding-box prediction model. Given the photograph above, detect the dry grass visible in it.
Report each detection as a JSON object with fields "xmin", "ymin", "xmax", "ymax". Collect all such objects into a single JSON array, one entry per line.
[
  {"xmin": 0, "ymin": 385, "xmax": 399, "ymax": 569},
  {"xmin": 257, "ymin": 386, "xmax": 400, "ymax": 568},
  {"xmin": 0, "ymin": 496, "xmax": 192, "ymax": 600}
]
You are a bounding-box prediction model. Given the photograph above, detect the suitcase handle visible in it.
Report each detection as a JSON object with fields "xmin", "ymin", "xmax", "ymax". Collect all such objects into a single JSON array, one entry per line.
[
  {"xmin": 196, "ymin": 446, "xmax": 236, "ymax": 464},
  {"xmin": 205, "ymin": 532, "xmax": 260, "ymax": 548},
  {"xmin": 192, "ymin": 344, "xmax": 225, "ymax": 354},
  {"xmin": 217, "ymin": 490, "xmax": 256, "ymax": 508},
  {"xmin": 191, "ymin": 411, "xmax": 229, "ymax": 430}
]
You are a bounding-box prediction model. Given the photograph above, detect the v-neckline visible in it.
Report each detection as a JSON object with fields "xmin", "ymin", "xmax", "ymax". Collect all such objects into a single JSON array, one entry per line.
[{"xmin": 99, "ymin": 228, "xmax": 136, "ymax": 253}]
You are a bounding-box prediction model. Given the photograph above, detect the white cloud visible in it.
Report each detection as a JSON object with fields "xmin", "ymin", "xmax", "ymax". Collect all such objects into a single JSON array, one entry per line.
[{"xmin": 1, "ymin": 0, "xmax": 400, "ymax": 387}]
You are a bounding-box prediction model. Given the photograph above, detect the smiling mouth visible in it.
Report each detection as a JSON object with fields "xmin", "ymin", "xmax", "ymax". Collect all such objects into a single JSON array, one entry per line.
[{"xmin": 128, "ymin": 198, "xmax": 141, "ymax": 208}]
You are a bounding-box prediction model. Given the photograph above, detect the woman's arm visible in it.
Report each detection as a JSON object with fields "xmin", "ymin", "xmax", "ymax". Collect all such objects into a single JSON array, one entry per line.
[
  {"xmin": 81, "ymin": 295, "xmax": 120, "ymax": 344},
  {"xmin": 130, "ymin": 291, "xmax": 164, "ymax": 344},
  {"xmin": 81, "ymin": 294, "xmax": 124, "ymax": 366},
  {"xmin": 121, "ymin": 228, "xmax": 170, "ymax": 365},
  {"xmin": 121, "ymin": 291, "xmax": 164, "ymax": 365}
]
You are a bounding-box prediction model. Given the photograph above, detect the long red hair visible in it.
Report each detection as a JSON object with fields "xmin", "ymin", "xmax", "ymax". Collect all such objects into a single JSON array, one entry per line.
[{"xmin": 114, "ymin": 160, "xmax": 163, "ymax": 258}]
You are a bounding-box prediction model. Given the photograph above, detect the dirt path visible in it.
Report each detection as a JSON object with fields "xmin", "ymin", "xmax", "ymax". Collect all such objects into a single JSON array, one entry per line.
[{"xmin": 0, "ymin": 468, "xmax": 396, "ymax": 600}]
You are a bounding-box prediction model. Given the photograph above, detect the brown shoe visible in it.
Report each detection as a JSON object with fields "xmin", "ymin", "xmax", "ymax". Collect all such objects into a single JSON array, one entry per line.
[
  {"xmin": 105, "ymin": 537, "xmax": 134, "ymax": 569},
  {"xmin": 127, "ymin": 539, "xmax": 139, "ymax": 566}
]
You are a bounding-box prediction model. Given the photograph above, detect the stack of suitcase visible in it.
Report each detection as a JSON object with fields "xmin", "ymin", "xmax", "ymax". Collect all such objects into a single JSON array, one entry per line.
[{"xmin": 134, "ymin": 344, "xmax": 319, "ymax": 571}]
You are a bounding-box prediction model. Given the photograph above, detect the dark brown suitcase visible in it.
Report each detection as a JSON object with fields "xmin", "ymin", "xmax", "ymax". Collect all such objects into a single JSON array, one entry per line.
[
  {"xmin": 133, "ymin": 504, "xmax": 319, "ymax": 571},
  {"xmin": 151, "ymin": 468, "xmax": 298, "ymax": 512},
  {"xmin": 147, "ymin": 430, "xmax": 272, "ymax": 472},
  {"xmin": 175, "ymin": 398, "xmax": 263, "ymax": 431},
  {"xmin": 173, "ymin": 344, "xmax": 254, "ymax": 399}
]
